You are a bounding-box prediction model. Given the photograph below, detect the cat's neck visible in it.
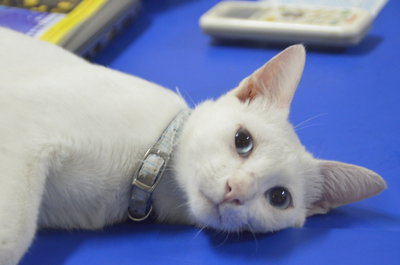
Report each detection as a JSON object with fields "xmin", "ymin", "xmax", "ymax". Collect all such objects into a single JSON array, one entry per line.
[
  {"xmin": 152, "ymin": 161, "xmax": 193, "ymax": 225},
  {"xmin": 129, "ymin": 110, "xmax": 193, "ymax": 224}
]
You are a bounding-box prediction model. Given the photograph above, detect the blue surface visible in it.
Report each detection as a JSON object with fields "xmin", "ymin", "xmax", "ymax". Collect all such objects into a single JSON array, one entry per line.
[{"xmin": 21, "ymin": 0, "xmax": 400, "ymax": 264}]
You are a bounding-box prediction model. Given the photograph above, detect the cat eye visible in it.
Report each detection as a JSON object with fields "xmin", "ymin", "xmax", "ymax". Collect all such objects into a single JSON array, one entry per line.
[
  {"xmin": 235, "ymin": 128, "xmax": 253, "ymax": 156},
  {"xmin": 266, "ymin": 187, "xmax": 292, "ymax": 209}
]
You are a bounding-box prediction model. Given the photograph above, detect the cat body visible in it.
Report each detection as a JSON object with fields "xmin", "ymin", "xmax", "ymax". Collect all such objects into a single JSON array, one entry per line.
[
  {"xmin": 0, "ymin": 27, "xmax": 385, "ymax": 265},
  {"xmin": 0, "ymin": 27, "xmax": 188, "ymax": 264}
]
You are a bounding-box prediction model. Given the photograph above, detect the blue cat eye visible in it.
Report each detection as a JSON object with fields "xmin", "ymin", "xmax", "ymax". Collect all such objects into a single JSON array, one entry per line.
[
  {"xmin": 266, "ymin": 186, "xmax": 292, "ymax": 209},
  {"xmin": 235, "ymin": 128, "xmax": 253, "ymax": 156}
]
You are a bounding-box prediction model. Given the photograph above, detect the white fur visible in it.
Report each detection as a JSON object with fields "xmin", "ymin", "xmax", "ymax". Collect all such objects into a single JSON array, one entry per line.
[
  {"xmin": 0, "ymin": 28, "xmax": 386, "ymax": 265},
  {"xmin": 0, "ymin": 27, "xmax": 187, "ymax": 264}
]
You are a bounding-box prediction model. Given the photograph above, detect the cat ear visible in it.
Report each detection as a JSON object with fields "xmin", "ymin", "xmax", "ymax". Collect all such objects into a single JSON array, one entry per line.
[
  {"xmin": 307, "ymin": 160, "xmax": 386, "ymax": 216},
  {"xmin": 234, "ymin": 44, "xmax": 305, "ymax": 108}
]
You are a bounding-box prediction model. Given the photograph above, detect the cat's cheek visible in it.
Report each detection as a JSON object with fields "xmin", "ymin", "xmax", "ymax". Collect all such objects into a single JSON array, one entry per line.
[
  {"xmin": 282, "ymin": 210, "xmax": 306, "ymax": 229},
  {"xmin": 293, "ymin": 217, "xmax": 306, "ymax": 227},
  {"xmin": 189, "ymin": 192, "xmax": 221, "ymax": 228}
]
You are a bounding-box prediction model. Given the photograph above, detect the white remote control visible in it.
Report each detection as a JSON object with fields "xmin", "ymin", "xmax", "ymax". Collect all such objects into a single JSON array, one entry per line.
[{"xmin": 200, "ymin": 1, "xmax": 374, "ymax": 46}]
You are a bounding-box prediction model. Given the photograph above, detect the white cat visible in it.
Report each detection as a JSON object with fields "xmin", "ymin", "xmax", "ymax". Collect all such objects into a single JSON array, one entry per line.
[{"xmin": 0, "ymin": 27, "xmax": 386, "ymax": 265}]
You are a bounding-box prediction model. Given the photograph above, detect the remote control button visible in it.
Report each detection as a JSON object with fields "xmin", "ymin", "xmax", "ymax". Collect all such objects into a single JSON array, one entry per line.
[
  {"xmin": 281, "ymin": 9, "xmax": 303, "ymax": 18},
  {"xmin": 346, "ymin": 14, "xmax": 358, "ymax": 23},
  {"xmin": 264, "ymin": 16, "xmax": 276, "ymax": 22}
]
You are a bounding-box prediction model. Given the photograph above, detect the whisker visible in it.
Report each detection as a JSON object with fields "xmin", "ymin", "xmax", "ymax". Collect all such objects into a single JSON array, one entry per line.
[
  {"xmin": 215, "ymin": 232, "xmax": 230, "ymax": 248},
  {"xmin": 174, "ymin": 201, "xmax": 190, "ymax": 210},
  {"xmin": 193, "ymin": 225, "xmax": 207, "ymax": 239},
  {"xmin": 175, "ymin": 86, "xmax": 196, "ymax": 108},
  {"xmin": 295, "ymin": 123, "xmax": 322, "ymax": 132},
  {"xmin": 247, "ymin": 222, "xmax": 259, "ymax": 253},
  {"xmin": 294, "ymin": 113, "xmax": 327, "ymax": 129},
  {"xmin": 236, "ymin": 229, "xmax": 241, "ymax": 240}
]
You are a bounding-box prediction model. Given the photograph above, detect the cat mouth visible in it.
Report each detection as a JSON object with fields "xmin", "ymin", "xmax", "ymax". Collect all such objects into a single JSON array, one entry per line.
[{"xmin": 198, "ymin": 191, "xmax": 245, "ymax": 231}]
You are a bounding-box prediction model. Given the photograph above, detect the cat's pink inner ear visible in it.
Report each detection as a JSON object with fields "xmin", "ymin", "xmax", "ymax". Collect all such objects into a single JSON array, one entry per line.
[
  {"xmin": 236, "ymin": 44, "xmax": 306, "ymax": 108},
  {"xmin": 236, "ymin": 77, "xmax": 262, "ymax": 102}
]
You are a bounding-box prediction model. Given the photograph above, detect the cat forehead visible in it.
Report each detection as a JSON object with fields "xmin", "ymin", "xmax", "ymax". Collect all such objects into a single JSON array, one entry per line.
[
  {"xmin": 188, "ymin": 97, "xmax": 295, "ymax": 146},
  {"xmin": 193, "ymin": 95, "xmax": 285, "ymax": 127}
]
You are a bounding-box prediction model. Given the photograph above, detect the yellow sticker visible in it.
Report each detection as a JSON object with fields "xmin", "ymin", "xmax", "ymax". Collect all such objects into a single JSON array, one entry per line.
[{"xmin": 40, "ymin": 0, "xmax": 107, "ymax": 44}]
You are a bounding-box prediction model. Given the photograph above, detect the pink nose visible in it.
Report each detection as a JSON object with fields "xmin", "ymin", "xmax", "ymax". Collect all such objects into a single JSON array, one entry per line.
[{"xmin": 223, "ymin": 179, "xmax": 243, "ymax": 205}]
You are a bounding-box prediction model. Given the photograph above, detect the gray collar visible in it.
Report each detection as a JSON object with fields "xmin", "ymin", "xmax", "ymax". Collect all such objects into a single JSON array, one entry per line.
[{"xmin": 128, "ymin": 109, "xmax": 191, "ymax": 221}]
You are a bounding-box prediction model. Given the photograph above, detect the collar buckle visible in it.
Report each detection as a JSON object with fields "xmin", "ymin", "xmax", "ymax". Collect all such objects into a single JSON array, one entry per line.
[
  {"xmin": 127, "ymin": 110, "xmax": 191, "ymax": 222},
  {"xmin": 128, "ymin": 148, "xmax": 169, "ymax": 221},
  {"xmin": 132, "ymin": 148, "xmax": 169, "ymax": 192}
]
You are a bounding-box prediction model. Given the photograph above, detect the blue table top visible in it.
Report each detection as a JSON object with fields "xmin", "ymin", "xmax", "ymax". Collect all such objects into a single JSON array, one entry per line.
[{"xmin": 21, "ymin": 0, "xmax": 400, "ymax": 264}]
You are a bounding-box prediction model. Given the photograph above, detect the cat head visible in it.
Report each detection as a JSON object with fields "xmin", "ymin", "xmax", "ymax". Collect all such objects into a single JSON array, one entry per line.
[{"xmin": 173, "ymin": 45, "xmax": 386, "ymax": 232}]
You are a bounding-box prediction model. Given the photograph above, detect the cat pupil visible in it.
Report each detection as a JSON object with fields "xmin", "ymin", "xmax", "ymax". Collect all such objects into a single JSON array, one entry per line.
[
  {"xmin": 267, "ymin": 187, "xmax": 292, "ymax": 209},
  {"xmin": 235, "ymin": 128, "xmax": 253, "ymax": 156}
]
